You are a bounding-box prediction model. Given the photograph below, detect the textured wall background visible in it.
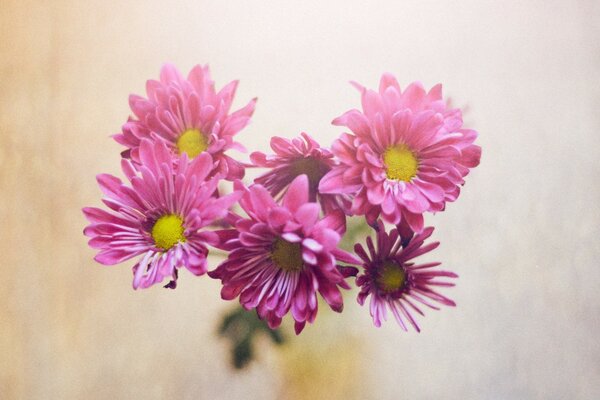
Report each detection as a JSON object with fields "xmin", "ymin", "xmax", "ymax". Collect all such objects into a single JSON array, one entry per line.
[{"xmin": 1, "ymin": 0, "xmax": 599, "ymax": 398}]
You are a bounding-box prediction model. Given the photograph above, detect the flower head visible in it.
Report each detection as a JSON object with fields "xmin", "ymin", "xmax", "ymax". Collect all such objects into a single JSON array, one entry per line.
[
  {"xmin": 355, "ymin": 221, "xmax": 457, "ymax": 331},
  {"xmin": 209, "ymin": 175, "xmax": 359, "ymax": 334},
  {"xmin": 250, "ymin": 132, "xmax": 351, "ymax": 214},
  {"xmin": 319, "ymin": 74, "xmax": 481, "ymax": 231},
  {"xmin": 114, "ymin": 64, "xmax": 256, "ymax": 180},
  {"xmin": 83, "ymin": 139, "xmax": 241, "ymax": 289}
]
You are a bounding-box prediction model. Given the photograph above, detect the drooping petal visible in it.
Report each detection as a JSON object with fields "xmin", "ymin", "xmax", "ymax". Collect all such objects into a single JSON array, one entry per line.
[{"xmin": 283, "ymin": 175, "xmax": 309, "ymax": 213}]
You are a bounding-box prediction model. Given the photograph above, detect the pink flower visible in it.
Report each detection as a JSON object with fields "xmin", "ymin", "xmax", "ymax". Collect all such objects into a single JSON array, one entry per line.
[
  {"xmin": 114, "ymin": 64, "xmax": 256, "ymax": 180},
  {"xmin": 319, "ymin": 74, "xmax": 481, "ymax": 231},
  {"xmin": 209, "ymin": 175, "xmax": 359, "ymax": 334},
  {"xmin": 83, "ymin": 139, "xmax": 241, "ymax": 289},
  {"xmin": 355, "ymin": 221, "xmax": 457, "ymax": 331},
  {"xmin": 250, "ymin": 132, "xmax": 351, "ymax": 214}
]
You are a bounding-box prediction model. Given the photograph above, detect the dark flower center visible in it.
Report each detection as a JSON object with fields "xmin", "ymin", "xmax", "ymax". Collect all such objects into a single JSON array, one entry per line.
[
  {"xmin": 376, "ymin": 260, "xmax": 406, "ymax": 293},
  {"xmin": 291, "ymin": 158, "xmax": 326, "ymax": 190},
  {"xmin": 271, "ymin": 238, "xmax": 304, "ymax": 272}
]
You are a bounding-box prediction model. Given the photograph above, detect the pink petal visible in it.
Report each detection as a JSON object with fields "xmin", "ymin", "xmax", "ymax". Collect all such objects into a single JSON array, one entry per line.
[{"xmin": 283, "ymin": 175, "xmax": 309, "ymax": 213}]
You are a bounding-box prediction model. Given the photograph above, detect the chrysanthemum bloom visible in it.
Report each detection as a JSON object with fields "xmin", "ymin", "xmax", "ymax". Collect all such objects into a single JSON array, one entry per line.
[
  {"xmin": 83, "ymin": 139, "xmax": 241, "ymax": 289},
  {"xmin": 209, "ymin": 175, "xmax": 359, "ymax": 334},
  {"xmin": 114, "ymin": 63, "xmax": 256, "ymax": 180},
  {"xmin": 250, "ymin": 132, "xmax": 351, "ymax": 214},
  {"xmin": 355, "ymin": 221, "xmax": 457, "ymax": 331},
  {"xmin": 319, "ymin": 74, "xmax": 481, "ymax": 231}
]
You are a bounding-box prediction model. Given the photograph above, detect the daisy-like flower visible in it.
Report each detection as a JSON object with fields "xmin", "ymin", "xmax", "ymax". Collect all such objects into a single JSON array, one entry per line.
[
  {"xmin": 83, "ymin": 139, "xmax": 241, "ymax": 289},
  {"xmin": 319, "ymin": 73, "xmax": 481, "ymax": 231},
  {"xmin": 209, "ymin": 175, "xmax": 359, "ymax": 334},
  {"xmin": 250, "ymin": 132, "xmax": 351, "ymax": 214},
  {"xmin": 114, "ymin": 63, "xmax": 256, "ymax": 180},
  {"xmin": 355, "ymin": 221, "xmax": 457, "ymax": 331}
]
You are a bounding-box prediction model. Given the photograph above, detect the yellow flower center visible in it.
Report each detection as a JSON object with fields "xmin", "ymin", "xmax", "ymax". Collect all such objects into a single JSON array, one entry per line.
[
  {"xmin": 383, "ymin": 144, "xmax": 418, "ymax": 182},
  {"xmin": 176, "ymin": 129, "xmax": 208, "ymax": 159},
  {"xmin": 151, "ymin": 214, "xmax": 186, "ymax": 250},
  {"xmin": 271, "ymin": 238, "xmax": 304, "ymax": 272},
  {"xmin": 291, "ymin": 158, "xmax": 324, "ymax": 189},
  {"xmin": 376, "ymin": 261, "xmax": 406, "ymax": 293}
]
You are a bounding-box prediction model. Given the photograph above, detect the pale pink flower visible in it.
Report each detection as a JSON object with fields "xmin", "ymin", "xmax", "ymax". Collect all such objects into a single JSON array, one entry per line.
[
  {"xmin": 83, "ymin": 139, "xmax": 241, "ymax": 289},
  {"xmin": 209, "ymin": 175, "xmax": 359, "ymax": 334},
  {"xmin": 114, "ymin": 64, "xmax": 256, "ymax": 180},
  {"xmin": 355, "ymin": 221, "xmax": 457, "ymax": 331},
  {"xmin": 250, "ymin": 132, "xmax": 351, "ymax": 214},
  {"xmin": 319, "ymin": 74, "xmax": 481, "ymax": 231}
]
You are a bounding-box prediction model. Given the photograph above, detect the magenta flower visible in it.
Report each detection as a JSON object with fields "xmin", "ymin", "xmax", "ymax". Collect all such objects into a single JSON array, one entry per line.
[
  {"xmin": 355, "ymin": 221, "xmax": 457, "ymax": 331},
  {"xmin": 209, "ymin": 175, "xmax": 359, "ymax": 334},
  {"xmin": 114, "ymin": 64, "xmax": 256, "ymax": 180},
  {"xmin": 250, "ymin": 132, "xmax": 351, "ymax": 214},
  {"xmin": 83, "ymin": 139, "xmax": 241, "ymax": 289},
  {"xmin": 319, "ymin": 74, "xmax": 481, "ymax": 231}
]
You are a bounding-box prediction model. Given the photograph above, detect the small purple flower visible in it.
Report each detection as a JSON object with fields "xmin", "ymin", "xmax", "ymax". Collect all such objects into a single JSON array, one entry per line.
[
  {"xmin": 355, "ymin": 221, "xmax": 457, "ymax": 331},
  {"xmin": 250, "ymin": 132, "xmax": 351, "ymax": 215},
  {"xmin": 209, "ymin": 175, "xmax": 359, "ymax": 334},
  {"xmin": 83, "ymin": 139, "xmax": 241, "ymax": 289}
]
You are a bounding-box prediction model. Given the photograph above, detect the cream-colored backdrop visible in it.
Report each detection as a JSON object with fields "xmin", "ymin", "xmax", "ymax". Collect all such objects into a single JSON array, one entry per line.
[{"xmin": 1, "ymin": 0, "xmax": 599, "ymax": 398}]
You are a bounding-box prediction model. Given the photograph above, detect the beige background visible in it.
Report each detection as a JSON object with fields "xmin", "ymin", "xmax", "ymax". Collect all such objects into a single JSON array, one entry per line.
[{"xmin": 1, "ymin": 0, "xmax": 599, "ymax": 398}]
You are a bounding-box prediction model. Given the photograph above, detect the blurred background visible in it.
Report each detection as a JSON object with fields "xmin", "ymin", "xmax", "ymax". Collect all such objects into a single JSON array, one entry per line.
[{"xmin": 1, "ymin": 0, "xmax": 599, "ymax": 398}]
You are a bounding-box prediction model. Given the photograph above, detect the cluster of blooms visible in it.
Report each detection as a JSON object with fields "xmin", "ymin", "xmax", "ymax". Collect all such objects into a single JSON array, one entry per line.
[{"xmin": 84, "ymin": 64, "xmax": 481, "ymax": 333}]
